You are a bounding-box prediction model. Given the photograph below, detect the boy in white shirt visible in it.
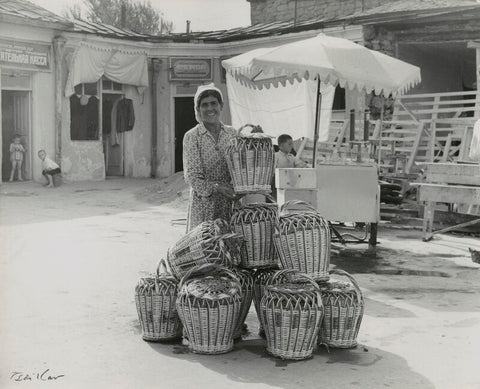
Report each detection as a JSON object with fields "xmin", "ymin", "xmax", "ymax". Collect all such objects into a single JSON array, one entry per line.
[
  {"xmin": 37, "ymin": 150, "xmax": 61, "ymax": 188},
  {"xmin": 275, "ymin": 134, "xmax": 309, "ymax": 168}
]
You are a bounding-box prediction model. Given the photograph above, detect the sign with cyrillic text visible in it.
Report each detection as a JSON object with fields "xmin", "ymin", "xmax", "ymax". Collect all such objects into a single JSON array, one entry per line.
[{"xmin": 0, "ymin": 40, "xmax": 51, "ymax": 71}]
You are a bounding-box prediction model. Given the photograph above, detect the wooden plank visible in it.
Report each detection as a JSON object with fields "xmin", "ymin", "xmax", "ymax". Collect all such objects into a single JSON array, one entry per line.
[
  {"xmin": 399, "ymin": 90, "xmax": 478, "ymax": 99},
  {"xmin": 411, "ymin": 106, "xmax": 476, "ymax": 115},
  {"xmin": 459, "ymin": 126, "xmax": 474, "ymax": 161},
  {"xmin": 418, "ymin": 184, "xmax": 480, "ymax": 205},
  {"xmin": 441, "ymin": 134, "xmax": 453, "ymax": 162},
  {"xmin": 408, "ymin": 99, "xmax": 480, "ymax": 106},
  {"xmin": 430, "ymin": 219, "xmax": 480, "ymax": 236},
  {"xmin": 428, "ymin": 120, "xmax": 436, "ymax": 162},
  {"xmin": 406, "ymin": 123, "xmax": 424, "ymax": 174},
  {"xmin": 425, "ymin": 163, "xmax": 480, "ymax": 185}
]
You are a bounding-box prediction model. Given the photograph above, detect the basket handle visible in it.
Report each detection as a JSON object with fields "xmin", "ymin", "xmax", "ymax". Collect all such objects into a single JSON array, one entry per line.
[
  {"xmin": 267, "ymin": 269, "xmax": 320, "ymax": 292},
  {"xmin": 232, "ymin": 193, "xmax": 277, "ymax": 211},
  {"xmin": 238, "ymin": 124, "xmax": 263, "ymax": 136},
  {"xmin": 329, "ymin": 268, "xmax": 363, "ymax": 303},
  {"xmin": 156, "ymin": 259, "xmax": 168, "ymax": 277},
  {"xmin": 178, "ymin": 263, "xmax": 240, "ymax": 290},
  {"xmin": 211, "ymin": 218, "xmax": 243, "ymax": 243},
  {"xmin": 279, "ymin": 200, "xmax": 318, "ymax": 215}
]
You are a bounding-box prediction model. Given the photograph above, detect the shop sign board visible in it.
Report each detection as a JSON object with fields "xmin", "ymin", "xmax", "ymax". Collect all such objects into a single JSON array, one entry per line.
[
  {"xmin": 169, "ymin": 57, "xmax": 212, "ymax": 81},
  {"xmin": 0, "ymin": 40, "xmax": 51, "ymax": 71}
]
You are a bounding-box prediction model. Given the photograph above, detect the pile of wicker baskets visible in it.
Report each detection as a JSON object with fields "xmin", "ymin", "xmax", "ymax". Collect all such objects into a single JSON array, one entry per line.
[{"xmin": 134, "ymin": 125, "xmax": 365, "ymax": 360}]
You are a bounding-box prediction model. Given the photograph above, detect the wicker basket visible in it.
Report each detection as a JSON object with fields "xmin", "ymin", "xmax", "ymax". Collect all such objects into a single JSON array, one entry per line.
[
  {"xmin": 232, "ymin": 268, "xmax": 254, "ymax": 339},
  {"xmin": 166, "ymin": 219, "xmax": 240, "ymax": 280},
  {"xmin": 318, "ymin": 269, "xmax": 364, "ymax": 349},
  {"xmin": 274, "ymin": 200, "xmax": 331, "ymax": 281},
  {"xmin": 260, "ymin": 269, "xmax": 324, "ymax": 360},
  {"xmin": 225, "ymin": 124, "xmax": 275, "ymax": 194},
  {"xmin": 230, "ymin": 196, "xmax": 279, "ymax": 269},
  {"xmin": 176, "ymin": 263, "xmax": 242, "ymax": 354},
  {"xmin": 252, "ymin": 268, "xmax": 278, "ymax": 334},
  {"xmin": 135, "ymin": 261, "xmax": 182, "ymax": 342}
]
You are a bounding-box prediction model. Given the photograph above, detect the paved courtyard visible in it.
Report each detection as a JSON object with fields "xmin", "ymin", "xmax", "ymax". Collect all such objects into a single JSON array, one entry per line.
[{"xmin": 1, "ymin": 178, "xmax": 479, "ymax": 389}]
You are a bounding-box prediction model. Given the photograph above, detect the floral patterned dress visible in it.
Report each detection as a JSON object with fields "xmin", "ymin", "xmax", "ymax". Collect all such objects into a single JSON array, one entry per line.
[{"xmin": 183, "ymin": 122, "xmax": 237, "ymax": 232}]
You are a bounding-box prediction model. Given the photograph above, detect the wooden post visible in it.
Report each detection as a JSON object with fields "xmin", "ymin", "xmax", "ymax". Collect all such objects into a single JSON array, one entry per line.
[
  {"xmin": 423, "ymin": 201, "xmax": 435, "ymax": 241},
  {"xmin": 349, "ymin": 109, "xmax": 355, "ymax": 141},
  {"xmin": 53, "ymin": 36, "xmax": 66, "ymax": 166},
  {"xmin": 150, "ymin": 58, "xmax": 161, "ymax": 178},
  {"xmin": 363, "ymin": 109, "xmax": 370, "ymax": 141},
  {"xmin": 312, "ymin": 77, "xmax": 322, "ymax": 168}
]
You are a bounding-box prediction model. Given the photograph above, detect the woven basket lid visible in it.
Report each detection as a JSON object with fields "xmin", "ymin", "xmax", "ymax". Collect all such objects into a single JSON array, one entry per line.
[
  {"xmin": 319, "ymin": 278, "xmax": 356, "ymax": 293},
  {"xmin": 183, "ymin": 276, "xmax": 241, "ymax": 300},
  {"xmin": 266, "ymin": 282, "xmax": 317, "ymax": 295},
  {"xmin": 318, "ymin": 278, "xmax": 363, "ymax": 304},
  {"xmin": 136, "ymin": 275, "xmax": 177, "ymax": 295}
]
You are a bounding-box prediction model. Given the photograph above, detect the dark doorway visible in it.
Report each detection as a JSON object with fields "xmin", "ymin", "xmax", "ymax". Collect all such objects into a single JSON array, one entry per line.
[
  {"xmin": 103, "ymin": 93, "xmax": 124, "ymax": 176},
  {"xmin": 2, "ymin": 90, "xmax": 30, "ymax": 181},
  {"xmin": 174, "ymin": 97, "xmax": 196, "ymax": 172}
]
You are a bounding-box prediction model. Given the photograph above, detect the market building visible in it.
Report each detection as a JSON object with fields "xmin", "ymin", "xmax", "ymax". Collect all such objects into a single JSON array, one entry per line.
[
  {"xmin": 0, "ymin": 0, "xmax": 71, "ymax": 183},
  {"xmin": 1, "ymin": 0, "xmax": 479, "ymax": 183}
]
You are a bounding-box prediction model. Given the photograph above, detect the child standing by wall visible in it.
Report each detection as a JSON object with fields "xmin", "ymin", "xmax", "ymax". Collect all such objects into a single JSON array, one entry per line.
[
  {"xmin": 37, "ymin": 150, "xmax": 61, "ymax": 188},
  {"xmin": 9, "ymin": 134, "xmax": 26, "ymax": 182}
]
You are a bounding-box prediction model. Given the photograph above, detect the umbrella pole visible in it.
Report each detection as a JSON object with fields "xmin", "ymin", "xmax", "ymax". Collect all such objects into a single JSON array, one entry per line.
[{"xmin": 312, "ymin": 77, "xmax": 322, "ymax": 168}]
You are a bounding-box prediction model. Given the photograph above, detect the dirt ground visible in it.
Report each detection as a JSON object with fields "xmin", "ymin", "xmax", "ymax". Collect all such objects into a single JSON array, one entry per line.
[{"xmin": 1, "ymin": 178, "xmax": 479, "ymax": 389}]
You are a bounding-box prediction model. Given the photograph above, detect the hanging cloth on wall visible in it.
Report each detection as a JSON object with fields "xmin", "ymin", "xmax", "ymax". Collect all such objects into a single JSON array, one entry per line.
[
  {"xmin": 110, "ymin": 98, "xmax": 121, "ymax": 146},
  {"xmin": 70, "ymin": 94, "xmax": 87, "ymax": 140},
  {"xmin": 65, "ymin": 42, "xmax": 148, "ymax": 97},
  {"xmin": 116, "ymin": 98, "xmax": 135, "ymax": 133},
  {"xmin": 86, "ymin": 96, "xmax": 99, "ymax": 139}
]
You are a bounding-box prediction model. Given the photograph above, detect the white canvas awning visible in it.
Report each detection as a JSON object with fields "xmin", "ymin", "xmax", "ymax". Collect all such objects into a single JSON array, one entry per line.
[{"xmin": 65, "ymin": 42, "xmax": 149, "ymax": 96}]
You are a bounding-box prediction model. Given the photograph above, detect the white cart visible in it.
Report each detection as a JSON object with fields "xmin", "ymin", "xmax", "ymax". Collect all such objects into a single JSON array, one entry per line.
[{"xmin": 275, "ymin": 162, "xmax": 380, "ymax": 247}]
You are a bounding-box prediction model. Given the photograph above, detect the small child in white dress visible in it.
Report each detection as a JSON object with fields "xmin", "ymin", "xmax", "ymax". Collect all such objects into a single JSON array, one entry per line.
[{"xmin": 9, "ymin": 134, "xmax": 26, "ymax": 182}]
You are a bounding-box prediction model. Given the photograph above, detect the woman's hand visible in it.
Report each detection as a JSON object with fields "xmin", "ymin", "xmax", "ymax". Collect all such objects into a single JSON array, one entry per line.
[{"xmin": 215, "ymin": 183, "xmax": 236, "ymax": 200}]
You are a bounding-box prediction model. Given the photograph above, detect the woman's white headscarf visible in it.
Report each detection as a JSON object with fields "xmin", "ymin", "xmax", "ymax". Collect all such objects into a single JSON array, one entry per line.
[{"xmin": 193, "ymin": 83, "xmax": 224, "ymax": 123}]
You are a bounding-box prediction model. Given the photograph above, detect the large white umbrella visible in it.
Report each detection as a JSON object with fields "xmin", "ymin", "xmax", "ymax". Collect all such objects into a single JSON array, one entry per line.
[{"xmin": 222, "ymin": 34, "xmax": 421, "ymax": 166}]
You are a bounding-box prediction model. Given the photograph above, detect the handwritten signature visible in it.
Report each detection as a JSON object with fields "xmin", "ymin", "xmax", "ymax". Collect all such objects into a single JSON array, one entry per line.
[{"xmin": 10, "ymin": 369, "xmax": 65, "ymax": 382}]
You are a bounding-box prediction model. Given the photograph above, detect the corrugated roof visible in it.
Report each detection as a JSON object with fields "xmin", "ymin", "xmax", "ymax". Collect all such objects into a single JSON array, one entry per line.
[
  {"xmin": 2, "ymin": 0, "xmax": 478, "ymax": 44},
  {"xmin": 71, "ymin": 19, "xmax": 150, "ymax": 40},
  {"xmin": 0, "ymin": 0, "xmax": 72, "ymax": 27},
  {"xmin": 150, "ymin": 17, "xmax": 339, "ymax": 43},
  {"xmin": 68, "ymin": 17, "xmax": 332, "ymax": 43}
]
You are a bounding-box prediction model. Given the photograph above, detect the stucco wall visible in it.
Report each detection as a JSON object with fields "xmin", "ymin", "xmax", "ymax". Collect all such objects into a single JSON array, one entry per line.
[
  {"xmin": 32, "ymin": 71, "xmax": 56, "ymax": 182},
  {"xmin": 123, "ymin": 85, "xmax": 152, "ymax": 178},
  {"xmin": 60, "ymin": 46, "xmax": 105, "ymax": 182},
  {"xmin": 248, "ymin": 0, "xmax": 384, "ymax": 24}
]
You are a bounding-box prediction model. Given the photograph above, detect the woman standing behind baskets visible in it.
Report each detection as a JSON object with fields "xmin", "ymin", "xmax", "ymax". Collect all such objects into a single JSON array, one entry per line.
[{"xmin": 183, "ymin": 84, "xmax": 237, "ymax": 232}]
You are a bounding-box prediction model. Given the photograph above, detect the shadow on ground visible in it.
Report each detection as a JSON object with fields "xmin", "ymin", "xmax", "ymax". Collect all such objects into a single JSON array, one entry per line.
[{"xmin": 145, "ymin": 335, "xmax": 433, "ymax": 389}]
